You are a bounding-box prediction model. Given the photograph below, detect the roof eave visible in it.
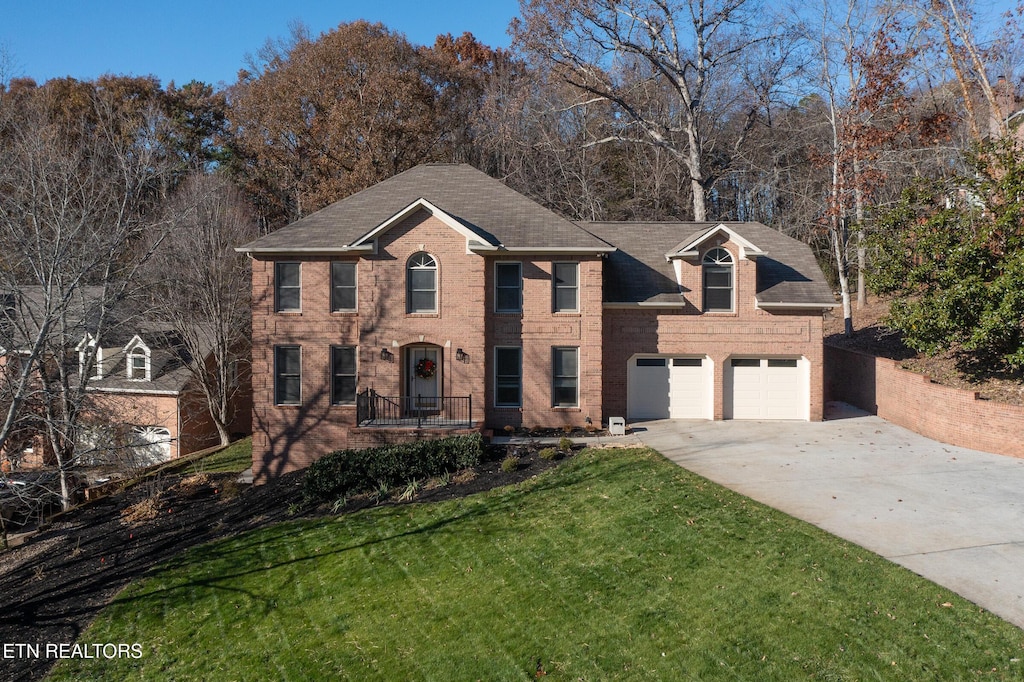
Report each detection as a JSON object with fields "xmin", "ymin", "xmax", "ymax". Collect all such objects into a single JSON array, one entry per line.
[
  {"xmin": 479, "ymin": 246, "xmax": 617, "ymax": 255},
  {"xmin": 235, "ymin": 245, "xmax": 376, "ymax": 256},
  {"xmin": 755, "ymin": 300, "xmax": 839, "ymax": 310}
]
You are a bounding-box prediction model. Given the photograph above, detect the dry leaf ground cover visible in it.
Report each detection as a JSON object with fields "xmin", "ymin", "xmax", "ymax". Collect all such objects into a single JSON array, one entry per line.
[{"xmin": 49, "ymin": 448, "xmax": 1024, "ymax": 681}]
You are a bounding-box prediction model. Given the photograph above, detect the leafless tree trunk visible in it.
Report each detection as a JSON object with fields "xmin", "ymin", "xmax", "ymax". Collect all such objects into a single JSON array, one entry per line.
[{"xmin": 150, "ymin": 173, "xmax": 257, "ymax": 446}]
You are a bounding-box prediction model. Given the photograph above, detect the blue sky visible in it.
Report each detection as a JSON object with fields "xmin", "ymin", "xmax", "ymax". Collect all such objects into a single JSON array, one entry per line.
[{"xmin": 0, "ymin": 0, "xmax": 521, "ymax": 88}]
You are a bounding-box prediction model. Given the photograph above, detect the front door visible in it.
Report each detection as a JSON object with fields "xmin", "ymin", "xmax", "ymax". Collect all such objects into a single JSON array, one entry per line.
[{"xmin": 406, "ymin": 346, "xmax": 440, "ymax": 413}]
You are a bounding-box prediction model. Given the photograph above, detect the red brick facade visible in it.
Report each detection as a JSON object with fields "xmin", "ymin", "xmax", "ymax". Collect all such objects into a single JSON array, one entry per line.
[
  {"xmin": 251, "ymin": 218, "xmax": 828, "ymax": 481},
  {"xmin": 825, "ymin": 345, "xmax": 1024, "ymax": 458}
]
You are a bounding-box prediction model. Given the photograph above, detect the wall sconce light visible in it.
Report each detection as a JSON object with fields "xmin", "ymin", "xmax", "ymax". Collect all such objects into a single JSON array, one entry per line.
[
  {"xmin": 455, "ymin": 348, "xmax": 467, "ymax": 363},
  {"xmin": 380, "ymin": 347, "xmax": 394, "ymax": 362}
]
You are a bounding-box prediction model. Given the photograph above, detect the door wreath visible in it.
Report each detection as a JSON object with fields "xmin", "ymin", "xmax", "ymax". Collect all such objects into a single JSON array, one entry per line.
[{"xmin": 415, "ymin": 358, "xmax": 437, "ymax": 379}]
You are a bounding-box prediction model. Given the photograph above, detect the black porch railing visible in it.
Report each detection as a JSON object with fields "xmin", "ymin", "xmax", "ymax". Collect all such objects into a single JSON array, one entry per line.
[{"xmin": 356, "ymin": 389, "xmax": 473, "ymax": 428}]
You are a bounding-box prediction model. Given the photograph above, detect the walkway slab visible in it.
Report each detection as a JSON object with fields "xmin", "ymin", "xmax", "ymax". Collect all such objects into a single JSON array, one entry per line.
[{"xmin": 636, "ymin": 403, "xmax": 1024, "ymax": 630}]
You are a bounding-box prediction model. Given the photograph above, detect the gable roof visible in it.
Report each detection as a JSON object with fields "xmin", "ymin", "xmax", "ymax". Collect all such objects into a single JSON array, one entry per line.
[
  {"xmin": 238, "ymin": 164, "xmax": 613, "ymax": 255},
  {"xmin": 582, "ymin": 221, "xmax": 836, "ymax": 308},
  {"xmin": 667, "ymin": 224, "xmax": 766, "ymax": 259}
]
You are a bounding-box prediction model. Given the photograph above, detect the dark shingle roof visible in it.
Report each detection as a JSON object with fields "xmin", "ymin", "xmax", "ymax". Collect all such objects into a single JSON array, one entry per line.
[
  {"xmin": 582, "ymin": 222, "xmax": 836, "ymax": 307},
  {"xmin": 239, "ymin": 164, "xmax": 612, "ymax": 253}
]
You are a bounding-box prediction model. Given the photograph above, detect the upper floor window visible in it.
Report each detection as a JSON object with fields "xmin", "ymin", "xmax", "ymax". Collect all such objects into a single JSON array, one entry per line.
[
  {"xmin": 495, "ymin": 262, "xmax": 522, "ymax": 313},
  {"xmin": 407, "ymin": 252, "xmax": 437, "ymax": 313},
  {"xmin": 76, "ymin": 333, "xmax": 102, "ymax": 379},
  {"xmin": 552, "ymin": 262, "xmax": 578, "ymax": 312},
  {"xmin": 275, "ymin": 262, "xmax": 301, "ymax": 312},
  {"xmin": 124, "ymin": 337, "xmax": 151, "ymax": 381},
  {"xmin": 331, "ymin": 262, "xmax": 357, "ymax": 312},
  {"xmin": 702, "ymin": 247, "xmax": 733, "ymax": 312}
]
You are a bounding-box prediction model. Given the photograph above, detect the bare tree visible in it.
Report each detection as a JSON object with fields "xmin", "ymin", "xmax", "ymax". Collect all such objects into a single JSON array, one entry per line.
[
  {"xmin": 149, "ymin": 172, "xmax": 257, "ymax": 446},
  {"xmin": 0, "ymin": 82, "xmax": 169, "ymax": 516},
  {"xmin": 513, "ymin": 0, "xmax": 802, "ymax": 221}
]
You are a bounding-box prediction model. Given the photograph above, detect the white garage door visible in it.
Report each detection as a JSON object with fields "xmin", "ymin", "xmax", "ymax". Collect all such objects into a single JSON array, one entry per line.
[
  {"xmin": 628, "ymin": 356, "xmax": 710, "ymax": 420},
  {"xmin": 726, "ymin": 358, "xmax": 806, "ymax": 420}
]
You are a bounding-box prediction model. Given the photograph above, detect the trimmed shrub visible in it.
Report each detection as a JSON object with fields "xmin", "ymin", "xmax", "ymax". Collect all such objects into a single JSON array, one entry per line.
[
  {"xmin": 303, "ymin": 434, "xmax": 483, "ymax": 503},
  {"xmin": 558, "ymin": 437, "xmax": 574, "ymax": 452},
  {"xmin": 500, "ymin": 455, "xmax": 520, "ymax": 473},
  {"xmin": 539, "ymin": 447, "xmax": 559, "ymax": 461}
]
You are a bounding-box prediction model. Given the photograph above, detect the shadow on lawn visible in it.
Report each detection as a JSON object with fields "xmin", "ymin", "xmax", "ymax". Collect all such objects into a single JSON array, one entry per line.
[{"xmin": 110, "ymin": 459, "xmax": 622, "ymax": 611}]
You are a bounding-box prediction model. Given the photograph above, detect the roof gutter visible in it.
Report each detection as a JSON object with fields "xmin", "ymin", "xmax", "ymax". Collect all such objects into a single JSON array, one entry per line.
[{"xmin": 234, "ymin": 245, "xmax": 376, "ymax": 256}]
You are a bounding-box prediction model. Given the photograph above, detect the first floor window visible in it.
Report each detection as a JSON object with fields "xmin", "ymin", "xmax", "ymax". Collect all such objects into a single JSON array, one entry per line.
[
  {"xmin": 494, "ymin": 347, "xmax": 522, "ymax": 407},
  {"xmin": 552, "ymin": 347, "xmax": 579, "ymax": 407},
  {"xmin": 331, "ymin": 346, "xmax": 357, "ymax": 405},
  {"xmin": 274, "ymin": 345, "xmax": 301, "ymax": 405}
]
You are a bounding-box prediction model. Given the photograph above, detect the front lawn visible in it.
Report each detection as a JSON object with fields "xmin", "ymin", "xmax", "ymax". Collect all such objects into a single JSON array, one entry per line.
[
  {"xmin": 51, "ymin": 448, "xmax": 1024, "ymax": 680},
  {"xmin": 184, "ymin": 437, "xmax": 252, "ymax": 475}
]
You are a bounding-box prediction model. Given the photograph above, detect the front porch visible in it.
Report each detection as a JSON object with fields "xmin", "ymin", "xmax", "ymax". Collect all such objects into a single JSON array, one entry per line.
[{"xmin": 355, "ymin": 389, "xmax": 474, "ymax": 429}]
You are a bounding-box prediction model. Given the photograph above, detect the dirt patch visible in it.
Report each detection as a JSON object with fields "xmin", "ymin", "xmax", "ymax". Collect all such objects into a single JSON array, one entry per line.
[
  {"xmin": 825, "ymin": 297, "xmax": 1024, "ymax": 406},
  {"xmin": 0, "ymin": 441, "xmax": 582, "ymax": 682}
]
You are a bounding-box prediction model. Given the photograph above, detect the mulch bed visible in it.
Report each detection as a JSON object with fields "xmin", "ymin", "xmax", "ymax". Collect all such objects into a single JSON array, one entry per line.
[{"xmin": 0, "ymin": 442, "xmax": 588, "ymax": 682}]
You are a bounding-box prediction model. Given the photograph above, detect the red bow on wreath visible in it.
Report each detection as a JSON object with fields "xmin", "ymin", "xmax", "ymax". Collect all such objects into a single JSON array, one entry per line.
[{"xmin": 415, "ymin": 358, "xmax": 436, "ymax": 378}]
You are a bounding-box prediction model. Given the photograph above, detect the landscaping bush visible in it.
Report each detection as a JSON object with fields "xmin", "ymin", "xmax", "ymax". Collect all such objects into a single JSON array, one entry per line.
[
  {"xmin": 558, "ymin": 437, "xmax": 573, "ymax": 452},
  {"xmin": 303, "ymin": 434, "xmax": 483, "ymax": 503},
  {"xmin": 500, "ymin": 455, "xmax": 520, "ymax": 473},
  {"xmin": 539, "ymin": 447, "xmax": 559, "ymax": 461}
]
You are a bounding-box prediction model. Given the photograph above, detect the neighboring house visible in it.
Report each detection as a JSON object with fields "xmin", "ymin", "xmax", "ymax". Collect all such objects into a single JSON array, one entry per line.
[
  {"xmin": 238, "ymin": 163, "xmax": 836, "ymax": 482},
  {"xmin": 0, "ymin": 289, "xmax": 252, "ymax": 470}
]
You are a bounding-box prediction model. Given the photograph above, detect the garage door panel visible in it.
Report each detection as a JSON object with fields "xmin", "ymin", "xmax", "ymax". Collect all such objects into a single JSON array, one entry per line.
[
  {"xmin": 728, "ymin": 358, "xmax": 807, "ymax": 420},
  {"xmin": 629, "ymin": 356, "xmax": 710, "ymax": 420},
  {"xmin": 628, "ymin": 359, "xmax": 670, "ymax": 419}
]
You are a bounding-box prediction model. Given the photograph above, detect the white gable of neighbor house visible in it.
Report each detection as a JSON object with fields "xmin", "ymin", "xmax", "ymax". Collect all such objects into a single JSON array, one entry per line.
[
  {"xmin": 122, "ymin": 334, "xmax": 152, "ymax": 380},
  {"xmin": 666, "ymin": 224, "xmax": 766, "ymax": 261},
  {"xmin": 348, "ymin": 198, "xmax": 498, "ymax": 254}
]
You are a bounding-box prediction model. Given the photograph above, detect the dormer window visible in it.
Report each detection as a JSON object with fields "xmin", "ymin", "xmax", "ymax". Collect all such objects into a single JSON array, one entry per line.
[
  {"xmin": 702, "ymin": 247, "xmax": 734, "ymax": 312},
  {"xmin": 76, "ymin": 333, "xmax": 102, "ymax": 379},
  {"xmin": 123, "ymin": 336, "xmax": 152, "ymax": 381}
]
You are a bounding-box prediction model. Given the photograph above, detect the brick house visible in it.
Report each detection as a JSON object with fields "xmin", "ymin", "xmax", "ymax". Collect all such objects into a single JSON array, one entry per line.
[
  {"xmin": 0, "ymin": 289, "xmax": 251, "ymax": 470},
  {"xmin": 239, "ymin": 164, "xmax": 835, "ymax": 482}
]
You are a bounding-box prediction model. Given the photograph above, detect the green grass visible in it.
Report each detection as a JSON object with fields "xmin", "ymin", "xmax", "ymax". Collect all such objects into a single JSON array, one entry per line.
[
  {"xmin": 184, "ymin": 437, "xmax": 252, "ymax": 475},
  {"xmin": 51, "ymin": 448, "xmax": 1024, "ymax": 681}
]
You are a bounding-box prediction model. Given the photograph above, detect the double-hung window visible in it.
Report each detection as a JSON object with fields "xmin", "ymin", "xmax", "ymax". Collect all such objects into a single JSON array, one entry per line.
[
  {"xmin": 275, "ymin": 262, "xmax": 301, "ymax": 312},
  {"xmin": 552, "ymin": 347, "xmax": 579, "ymax": 407},
  {"xmin": 274, "ymin": 345, "xmax": 301, "ymax": 405},
  {"xmin": 407, "ymin": 252, "xmax": 437, "ymax": 313},
  {"xmin": 494, "ymin": 347, "xmax": 522, "ymax": 407},
  {"xmin": 331, "ymin": 262, "xmax": 357, "ymax": 312},
  {"xmin": 553, "ymin": 262, "xmax": 578, "ymax": 312},
  {"xmin": 331, "ymin": 346, "xmax": 357, "ymax": 405},
  {"xmin": 495, "ymin": 262, "xmax": 522, "ymax": 313},
  {"xmin": 702, "ymin": 248, "xmax": 733, "ymax": 312}
]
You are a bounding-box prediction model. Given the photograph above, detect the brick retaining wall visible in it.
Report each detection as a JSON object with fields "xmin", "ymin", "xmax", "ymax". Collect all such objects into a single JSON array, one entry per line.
[{"xmin": 825, "ymin": 344, "xmax": 1024, "ymax": 458}]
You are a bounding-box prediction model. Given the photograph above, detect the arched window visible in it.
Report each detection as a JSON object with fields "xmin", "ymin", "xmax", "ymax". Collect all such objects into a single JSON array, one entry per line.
[
  {"xmin": 407, "ymin": 252, "xmax": 437, "ymax": 313},
  {"xmin": 702, "ymin": 247, "xmax": 733, "ymax": 312}
]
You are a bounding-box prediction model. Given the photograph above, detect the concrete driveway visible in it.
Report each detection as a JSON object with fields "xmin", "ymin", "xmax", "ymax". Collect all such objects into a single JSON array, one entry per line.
[{"xmin": 635, "ymin": 402, "xmax": 1024, "ymax": 630}]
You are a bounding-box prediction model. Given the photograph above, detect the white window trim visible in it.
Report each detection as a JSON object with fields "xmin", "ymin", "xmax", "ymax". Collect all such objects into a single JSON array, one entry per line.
[
  {"xmin": 552, "ymin": 262, "xmax": 579, "ymax": 313},
  {"xmin": 552, "ymin": 346, "xmax": 579, "ymax": 408},
  {"xmin": 494, "ymin": 261, "xmax": 523, "ymax": 313},
  {"xmin": 275, "ymin": 261, "xmax": 302, "ymax": 313},
  {"xmin": 407, "ymin": 252, "xmax": 438, "ymax": 314},
  {"xmin": 494, "ymin": 346, "xmax": 523, "ymax": 408},
  {"xmin": 123, "ymin": 335, "xmax": 152, "ymax": 381},
  {"xmin": 76, "ymin": 333, "xmax": 103, "ymax": 379},
  {"xmin": 331, "ymin": 261, "xmax": 358, "ymax": 313},
  {"xmin": 702, "ymin": 247, "xmax": 734, "ymax": 313}
]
